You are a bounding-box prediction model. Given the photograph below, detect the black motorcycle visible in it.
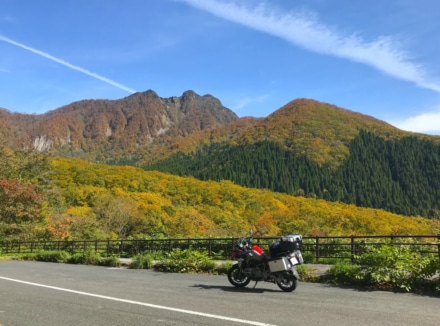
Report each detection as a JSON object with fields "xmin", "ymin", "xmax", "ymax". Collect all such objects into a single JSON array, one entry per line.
[{"xmin": 227, "ymin": 234, "xmax": 304, "ymax": 292}]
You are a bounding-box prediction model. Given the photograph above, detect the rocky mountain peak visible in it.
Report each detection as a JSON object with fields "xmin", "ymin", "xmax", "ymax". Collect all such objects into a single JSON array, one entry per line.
[{"xmin": 0, "ymin": 90, "xmax": 238, "ymax": 162}]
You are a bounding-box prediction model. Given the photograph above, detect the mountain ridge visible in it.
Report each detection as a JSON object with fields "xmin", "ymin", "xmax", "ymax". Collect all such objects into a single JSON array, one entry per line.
[
  {"xmin": 0, "ymin": 89, "xmax": 239, "ymax": 161},
  {"xmin": 2, "ymin": 90, "xmax": 440, "ymax": 218},
  {"xmin": 1, "ymin": 89, "xmax": 439, "ymax": 167}
]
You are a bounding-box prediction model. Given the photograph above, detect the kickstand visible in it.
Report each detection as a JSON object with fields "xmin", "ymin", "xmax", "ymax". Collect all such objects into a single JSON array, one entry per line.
[{"xmin": 253, "ymin": 281, "xmax": 258, "ymax": 289}]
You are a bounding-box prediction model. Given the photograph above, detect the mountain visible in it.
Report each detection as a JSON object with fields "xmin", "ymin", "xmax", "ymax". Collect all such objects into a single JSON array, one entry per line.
[
  {"xmin": 141, "ymin": 99, "xmax": 440, "ymax": 219},
  {"xmin": 141, "ymin": 98, "xmax": 432, "ymax": 168},
  {"xmin": 2, "ymin": 90, "xmax": 440, "ymax": 219},
  {"xmin": 0, "ymin": 90, "xmax": 238, "ymax": 162},
  {"xmin": 3, "ymin": 90, "xmax": 434, "ymax": 167}
]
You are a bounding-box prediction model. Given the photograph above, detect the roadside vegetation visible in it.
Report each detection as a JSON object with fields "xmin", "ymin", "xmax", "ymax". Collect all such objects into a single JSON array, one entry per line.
[
  {"xmin": 2, "ymin": 244, "xmax": 439, "ymax": 296},
  {"xmin": 324, "ymin": 243, "xmax": 440, "ymax": 295}
]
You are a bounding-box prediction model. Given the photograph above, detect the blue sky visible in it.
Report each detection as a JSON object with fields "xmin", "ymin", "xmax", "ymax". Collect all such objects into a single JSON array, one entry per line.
[{"xmin": 1, "ymin": 0, "xmax": 440, "ymax": 135}]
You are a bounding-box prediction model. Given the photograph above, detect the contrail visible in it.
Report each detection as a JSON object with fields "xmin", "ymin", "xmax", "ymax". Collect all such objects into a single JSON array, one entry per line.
[{"xmin": 0, "ymin": 35, "xmax": 137, "ymax": 94}]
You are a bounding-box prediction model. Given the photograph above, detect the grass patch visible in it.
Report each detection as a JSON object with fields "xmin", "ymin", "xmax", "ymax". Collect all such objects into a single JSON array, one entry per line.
[
  {"xmin": 159, "ymin": 249, "xmax": 217, "ymax": 273},
  {"xmin": 128, "ymin": 254, "xmax": 154, "ymax": 269}
]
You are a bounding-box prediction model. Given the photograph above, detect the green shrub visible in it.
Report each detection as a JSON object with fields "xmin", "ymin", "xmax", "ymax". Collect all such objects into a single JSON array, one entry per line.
[
  {"xmin": 100, "ymin": 255, "xmax": 121, "ymax": 267},
  {"xmin": 324, "ymin": 243, "xmax": 440, "ymax": 294},
  {"xmin": 0, "ymin": 255, "xmax": 12, "ymax": 261},
  {"xmin": 209, "ymin": 250, "xmax": 226, "ymax": 260},
  {"xmin": 296, "ymin": 265, "xmax": 321, "ymax": 282},
  {"xmin": 129, "ymin": 254, "xmax": 154, "ymax": 269},
  {"xmin": 327, "ymin": 261, "xmax": 362, "ymax": 285},
  {"xmin": 20, "ymin": 253, "xmax": 37, "ymax": 261},
  {"xmin": 199, "ymin": 259, "xmax": 217, "ymax": 273},
  {"xmin": 159, "ymin": 249, "xmax": 216, "ymax": 273},
  {"xmin": 68, "ymin": 251, "xmax": 102, "ymax": 265},
  {"xmin": 301, "ymin": 251, "xmax": 316, "ymax": 263},
  {"xmin": 27, "ymin": 251, "xmax": 71, "ymax": 263},
  {"xmin": 149, "ymin": 251, "xmax": 166, "ymax": 260},
  {"xmin": 355, "ymin": 244, "xmax": 436, "ymax": 292}
]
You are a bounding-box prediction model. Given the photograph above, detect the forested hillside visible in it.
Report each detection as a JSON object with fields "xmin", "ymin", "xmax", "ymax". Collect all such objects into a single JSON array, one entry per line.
[
  {"xmin": 1, "ymin": 92, "xmax": 440, "ymax": 237},
  {"xmin": 141, "ymin": 98, "xmax": 421, "ymax": 169},
  {"xmin": 144, "ymin": 130, "xmax": 440, "ymax": 218},
  {"xmin": 0, "ymin": 147, "xmax": 437, "ymax": 242},
  {"xmin": 41, "ymin": 158, "xmax": 440, "ymax": 239}
]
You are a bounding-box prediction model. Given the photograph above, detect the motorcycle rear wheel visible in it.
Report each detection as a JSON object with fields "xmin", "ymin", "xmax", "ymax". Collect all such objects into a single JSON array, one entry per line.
[
  {"xmin": 276, "ymin": 272, "xmax": 298, "ymax": 292},
  {"xmin": 227, "ymin": 264, "xmax": 251, "ymax": 287}
]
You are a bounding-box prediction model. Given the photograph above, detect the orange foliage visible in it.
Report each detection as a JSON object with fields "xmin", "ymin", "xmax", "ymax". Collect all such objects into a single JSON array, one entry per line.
[{"xmin": 48, "ymin": 158, "xmax": 439, "ymax": 240}]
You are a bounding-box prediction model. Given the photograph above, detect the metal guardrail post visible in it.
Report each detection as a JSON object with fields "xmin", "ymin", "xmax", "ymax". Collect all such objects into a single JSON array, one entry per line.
[
  {"xmin": 438, "ymin": 234, "xmax": 440, "ymax": 259},
  {"xmin": 350, "ymin": 235, "xmax": 355, "ymax": 263},
  {"xmin": 208, "ymin": 238, "xmax": 212, "ymax": 256},
  {"xmin": 315, "ymin": 236, "xmax": 320, "ymax": 260}
]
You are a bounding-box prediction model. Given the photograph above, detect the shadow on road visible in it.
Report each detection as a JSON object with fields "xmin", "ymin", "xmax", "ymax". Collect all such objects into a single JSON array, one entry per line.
[{"xmin": 190, "ymin": 283, "xmax": 284, "ymax": 293}]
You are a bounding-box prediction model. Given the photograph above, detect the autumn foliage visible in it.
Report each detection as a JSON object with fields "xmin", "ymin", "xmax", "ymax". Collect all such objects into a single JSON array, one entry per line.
[
  {"xmin": 0, "ymin": 147, "xmax": 437, "ymax": 242},
  {"xmin": 44, "ymin": 158, "xmax": 436, "ymax": 240},
  {"xmin": 0, "ymin": 179, "xmax": 42, "ymax": 240}
]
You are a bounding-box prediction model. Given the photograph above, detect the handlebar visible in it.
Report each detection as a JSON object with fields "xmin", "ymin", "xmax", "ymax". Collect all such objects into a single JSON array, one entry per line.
[{"xmin": 236, "ymin": 237, "xmax": 253, "ymax": 249}]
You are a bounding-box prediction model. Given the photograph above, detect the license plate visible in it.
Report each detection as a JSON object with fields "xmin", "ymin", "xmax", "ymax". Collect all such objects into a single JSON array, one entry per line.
[{"xmin": 290, "ymin": 257, "xmax": 299, "ymax": 265}]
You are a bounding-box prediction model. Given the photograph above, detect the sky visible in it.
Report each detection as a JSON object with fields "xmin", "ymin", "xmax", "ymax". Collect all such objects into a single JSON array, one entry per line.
[{"xmin": 1, "ymin": 0, "xmax": 440, "ymax": 135}]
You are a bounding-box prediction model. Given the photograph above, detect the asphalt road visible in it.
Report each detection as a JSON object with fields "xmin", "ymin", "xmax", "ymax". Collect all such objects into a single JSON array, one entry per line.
[{"xmin": 0, "ymin": 261, "xmax": 439, "ymax": 326}]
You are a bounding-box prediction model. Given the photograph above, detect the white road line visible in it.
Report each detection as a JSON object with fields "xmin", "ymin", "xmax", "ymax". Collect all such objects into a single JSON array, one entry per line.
[{"xmin": 0, "ymin": 276, "xmax": 276, "ymax": 326}]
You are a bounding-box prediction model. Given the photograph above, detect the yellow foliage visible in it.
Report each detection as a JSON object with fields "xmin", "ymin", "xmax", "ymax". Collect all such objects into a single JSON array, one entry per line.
[
  {"xmin": 48, "ymin": 158, "xmax": 439, "ymax": 240},
  {"xmin": 66, "ymin": 206, "xmax": 95, "ymax": 220},
  {"xmin": 254, "ymin": 212, "xmax": 280, "ymax": 236}
]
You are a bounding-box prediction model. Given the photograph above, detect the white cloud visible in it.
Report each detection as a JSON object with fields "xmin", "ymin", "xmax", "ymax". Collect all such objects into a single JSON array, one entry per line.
[
  {"xmin": 391, "ymin": 109, "xmax": 440, "ymax": 135},
  {"xmin": 182, "ymin": 0, "xmax": 440, "ymax": 93},
  {"xmin": 232, "ymin": 94, "xmax": 269, "ymax": 111},
  {"xmin": 0, "ymin": 35, "xmax": 137, "ymax": 94}
]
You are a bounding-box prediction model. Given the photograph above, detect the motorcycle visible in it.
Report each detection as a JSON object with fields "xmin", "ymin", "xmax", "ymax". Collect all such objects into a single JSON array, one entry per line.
[{"xmin": 227, "ymin": 233, "xmax": 304, "ymax": 292}]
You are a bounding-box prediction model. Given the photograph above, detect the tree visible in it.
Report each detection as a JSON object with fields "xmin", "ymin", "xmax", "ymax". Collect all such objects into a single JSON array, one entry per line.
[
  {"xmin": 0, "ymin": 147, "xmax": 52, "ymax": 187},
  {"xmin": 94, "ymin": 194, "xmax": 139, "ymax": 239},
  {"xmin": 254, "ymin": 212, "xmax": 280, "ymax": 236},
  {"xmin": 0, "ymin": 179, "xmax": 42, "ymax": 241}
]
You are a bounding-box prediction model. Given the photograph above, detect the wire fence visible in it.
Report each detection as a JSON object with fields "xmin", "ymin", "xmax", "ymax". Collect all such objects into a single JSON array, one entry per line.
[{"xmin": 1, "ymin": 235, "xmax": 439, "ymax": 261}]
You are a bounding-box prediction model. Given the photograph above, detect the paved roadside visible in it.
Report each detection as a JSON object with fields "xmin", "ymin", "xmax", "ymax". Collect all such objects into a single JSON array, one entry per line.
[
  {"xmin": 307, "ymin": 263, "xmax": 331, "ymax": 276},
  {"xmin": 119, "ymin": 258, "xmax": 331, "ymax": 276}
]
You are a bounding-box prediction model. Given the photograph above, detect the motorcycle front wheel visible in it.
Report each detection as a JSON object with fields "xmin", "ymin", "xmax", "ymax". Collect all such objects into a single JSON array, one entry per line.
[
  {"xmin": 227, "ymin": 264, "xmax": 251, "ymax": 287},
  {"xmin": 276, "ymin": 272, "xmax": 298, "ymax": 292}
]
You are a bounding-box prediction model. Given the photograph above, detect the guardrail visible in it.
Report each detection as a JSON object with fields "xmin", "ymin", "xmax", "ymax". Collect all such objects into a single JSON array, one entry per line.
[{"xmin": 1, "ymin": 235, "xmax": 439, "ymax": 261}]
